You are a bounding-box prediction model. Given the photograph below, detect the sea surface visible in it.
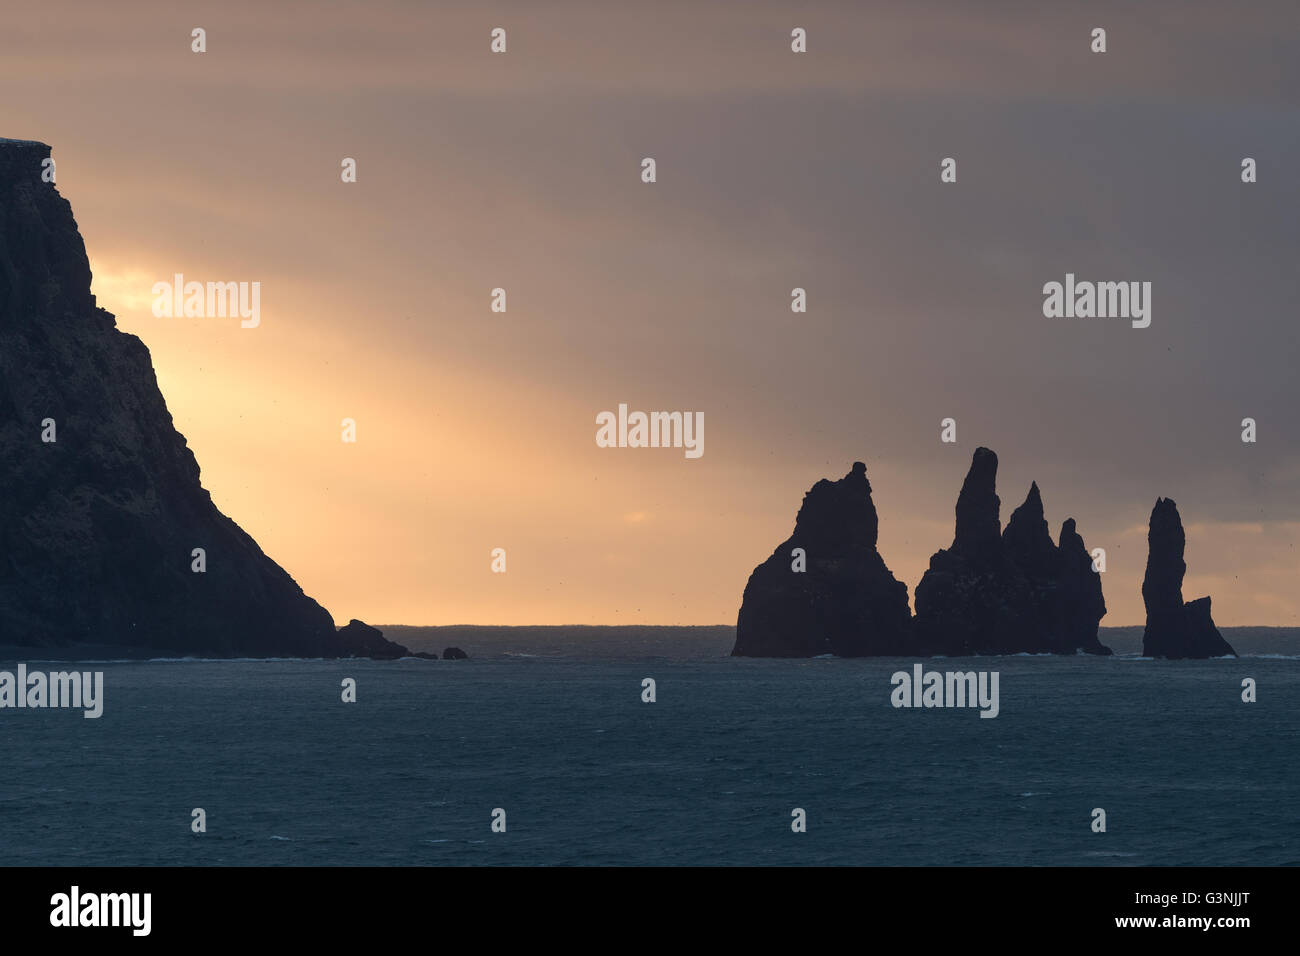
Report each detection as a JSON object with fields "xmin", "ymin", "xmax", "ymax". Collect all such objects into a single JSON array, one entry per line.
[{"xmin": 1, "ymin": 628, "xmax": 1296, "ymax": 866}]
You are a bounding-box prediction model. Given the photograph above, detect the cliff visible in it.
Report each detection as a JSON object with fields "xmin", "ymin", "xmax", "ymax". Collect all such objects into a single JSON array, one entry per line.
[{"xmin": 0, "ymin": 139, "xmax": 406, "ymax": 657}]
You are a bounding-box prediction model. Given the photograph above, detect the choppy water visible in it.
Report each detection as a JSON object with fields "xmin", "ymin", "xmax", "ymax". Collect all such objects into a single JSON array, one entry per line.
[{"xmin": 1, "ymin": 651, "xmax": 1295, "ymax": 865}]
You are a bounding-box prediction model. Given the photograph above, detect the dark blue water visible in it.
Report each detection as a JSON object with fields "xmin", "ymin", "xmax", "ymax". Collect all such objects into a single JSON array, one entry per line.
[{"xmin": 1, "ymin": 655, "xmax": 1295, "ymax": 865}]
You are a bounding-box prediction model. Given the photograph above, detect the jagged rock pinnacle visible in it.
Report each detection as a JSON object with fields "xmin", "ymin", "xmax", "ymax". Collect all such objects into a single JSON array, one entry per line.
[
  {"xmin": 913, "ymin": 448, "xmax": 1110, "ymax": 656},
  {"xmin": 732, "ymin": 461, "xmax": 911, "ymax": 657}
]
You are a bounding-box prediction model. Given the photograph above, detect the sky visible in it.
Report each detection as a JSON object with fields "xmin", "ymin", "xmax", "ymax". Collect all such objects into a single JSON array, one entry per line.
[{"xmin": 2, "ymin": 0, "xmax": 1297, "ymax": 626}]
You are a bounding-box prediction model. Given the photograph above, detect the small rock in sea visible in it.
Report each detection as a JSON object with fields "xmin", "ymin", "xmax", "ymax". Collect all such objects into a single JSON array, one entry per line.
[{"xmin": 336, "ymin": 619, "xmax": 410, "ymax": 659}]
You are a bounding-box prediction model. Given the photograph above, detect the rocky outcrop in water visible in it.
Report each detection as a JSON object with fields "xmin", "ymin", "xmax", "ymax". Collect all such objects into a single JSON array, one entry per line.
[
  {"xmin": 1141, "ymin": 498, "xmax": 1236, "ymax": 659},
  {"xmin": 912, "ymin": 447, "xmax": 1110, "ymax": 655},
  {"xmin": 731, "ymin": 461, "xmax": 912, "ymax": 657},
  {"xmin": 0, "ymin": 139, "xmax": 405, "ymax": 658},
  {"xmin": 336, "ymin": 619, "xmax": 410, "ymax": 659},
  {"xmin": 441, "ymin": 646, "xmax": 468, "ymax": 660},
  {"xmin": 1056, "ymin": 518, "xmax": 1109, "ymax": 654}
]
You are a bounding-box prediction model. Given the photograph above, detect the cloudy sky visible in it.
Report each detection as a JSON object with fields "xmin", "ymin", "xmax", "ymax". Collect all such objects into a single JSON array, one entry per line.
[{"xmin": 3, "ymin": 0, "xmax": 1297, "ymax": 626}]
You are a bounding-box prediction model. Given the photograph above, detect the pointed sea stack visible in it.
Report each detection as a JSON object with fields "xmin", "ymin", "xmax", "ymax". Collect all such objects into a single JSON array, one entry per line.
[
  {"xmin": 913, "ymin": 448, "xmax": 1110, "ymax": 655},
  {"xmin": 1141, "ymin": 498, "xmax": 1236, "ymax": 659},
  {"xmin": 0, "ymin": 139, "xmax": 405, "ymax": 658},
  {"xmin": 732, "ymin": 462, "xmax": 911, "ymax": 657},
  {"xmin": 1057, "ymin": 518, "xmax": 1110, "ymax": 655}
]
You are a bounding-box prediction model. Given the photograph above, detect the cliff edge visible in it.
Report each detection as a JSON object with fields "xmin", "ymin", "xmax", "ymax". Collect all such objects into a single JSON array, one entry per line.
[{"xmin": 0, "ymin": 139, "xmax": 406, "ymax": 657}]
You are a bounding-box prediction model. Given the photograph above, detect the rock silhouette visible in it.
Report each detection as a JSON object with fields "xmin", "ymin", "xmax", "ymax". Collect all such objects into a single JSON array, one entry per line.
[
  {"xmin": 732, "ymin": 452, "xmax": 1112, "ymax": 657},
  {"xmin": 0, "ymin": 139, "xmax": 405, "ymax": 658},
  {"xmin": 913, "ymin": 448, "xmax": 1110, "ymax": 655},
  {"xmin": 336, "ymin": 619, "xmax": 410, "ymax": 659},
  {"xmin": 441, "ymin": 646, "xmax": 468, "ymax": 660},
  {"xmin": 731, "ymin": 461, "xmax": 912, "ymax": 657},
  {"xmin": 1057, "ymin": 518, "xmax": 1110, "ymax": 655},
  {"xmin": 1141, "ymin": 498, "xmax": 1236, "ymax": 659}
]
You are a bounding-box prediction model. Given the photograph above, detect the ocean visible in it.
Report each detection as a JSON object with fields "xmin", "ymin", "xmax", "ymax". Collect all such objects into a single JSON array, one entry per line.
[{"xmin": 1, "ymin": 627, "xmax": 1295, "ymax": 866}]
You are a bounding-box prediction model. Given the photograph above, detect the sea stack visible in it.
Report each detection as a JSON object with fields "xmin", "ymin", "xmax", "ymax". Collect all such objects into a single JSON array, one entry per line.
[
  {"xmin": 1056, "ymin": 518, "xmax": 1110, "ymax": 655},
  {"xmin": 0, "ymin": 139, "xmax": 405, "ymax": 658},
  {"xmin": 1141, "ymin": 498, "xmax": 1236, "ymax": 659},
  {"xmin": 732, "ymin": 461, "xmax": 912, "ymax": 657},
  {"xmin": 913, "ymin": 448, "xmax": 1110, "ymax": 655}
]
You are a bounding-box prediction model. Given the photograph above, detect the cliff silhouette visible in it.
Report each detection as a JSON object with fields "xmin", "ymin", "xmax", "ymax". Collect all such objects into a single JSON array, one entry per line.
[{"xmin": 0, "ymin": 139, "xmax": 407, "ymax": 657}]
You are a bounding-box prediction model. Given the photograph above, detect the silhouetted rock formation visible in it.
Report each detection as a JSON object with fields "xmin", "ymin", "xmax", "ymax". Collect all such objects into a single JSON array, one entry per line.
[
  {"xmin": 731, "ymin": 461, "xmax": 912, "ymax": 657},
  {"xmin": 0, "ymin": 139, "xmax": 405, "ymax": 658},
  {"xmin": 441, "ymin": 646, "xmax": 468, "ymax": 660},
  {"xmin": 1057, "ymin": 518, "xmax": 1109, "ymax": 655},
  {"xmin": 913, "ymin": 448, "xmax": 1110, "ymax": 655},
  {"xmin": 1141, "ymin": 498, "xmax": 1236, "ymax": 659},
  {"xmin": 954, "ymin": 446, "xmax": 1002, "ymax": 557},
  {"xmin": 336, "ymin": 619, "xmax": 410, "ymax": 659}
]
